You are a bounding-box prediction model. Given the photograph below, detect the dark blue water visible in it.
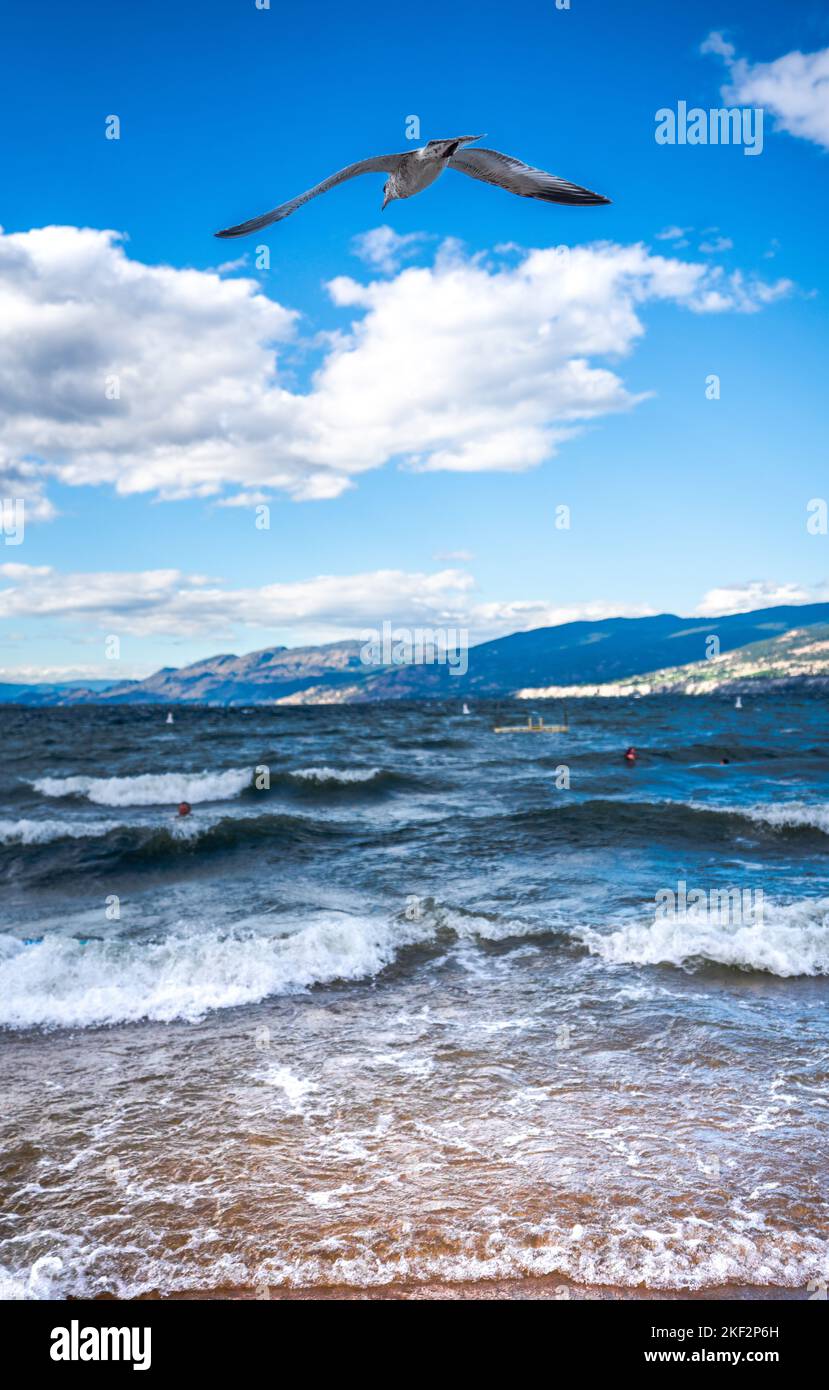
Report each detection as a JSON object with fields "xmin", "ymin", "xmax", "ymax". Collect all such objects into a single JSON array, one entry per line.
[{"xmin": 0, "ymin": 697, "xmax": 827, "ymax": 1297}]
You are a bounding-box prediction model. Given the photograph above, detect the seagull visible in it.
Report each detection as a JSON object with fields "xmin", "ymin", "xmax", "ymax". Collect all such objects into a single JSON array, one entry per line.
[{"xmin": 214, "ymin": 135, "xmax": 610, "ymax": 238}]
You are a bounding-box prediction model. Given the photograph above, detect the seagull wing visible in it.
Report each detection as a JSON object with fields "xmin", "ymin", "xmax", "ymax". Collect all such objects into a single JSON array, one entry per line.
[
  {"xmin": 448, "ymin": 147, "xmax": 610, "ymax": 206},
  {"xmin": 215, "ymin": 153, "xmax": 407, "ymax": 237}
]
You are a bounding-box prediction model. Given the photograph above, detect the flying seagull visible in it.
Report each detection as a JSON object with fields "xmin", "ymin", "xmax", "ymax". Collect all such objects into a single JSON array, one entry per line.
[{"xmin": 214, "ymin": 135, "xmax": 610, "ymax": 238}]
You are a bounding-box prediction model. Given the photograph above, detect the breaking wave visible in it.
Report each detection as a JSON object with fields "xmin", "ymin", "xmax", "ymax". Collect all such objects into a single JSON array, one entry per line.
[
  {"xmin": 288, "ymin": 766, "xmax": 383, "ymax": 784},
  {"xmin": 578, "ymin": 896, "xmax": 829, "ymax": 977},
  {"xmin": 0, "ymin": 901, "xmax": 541, "ymax": 1030},
  {"xmin": 30, "ymin": 767, "xmax": 252, "ymax": 806},
  {"xmin": 0, "ymin": 818, "xmax": 120, "ymax": 845},
  {"xmin": 0, "ymin": 914, "xmax": 420, "ymax": 1029},
  {"xmin": 730, "ymin": 801, "xmax": 829, "ymax": 835}
]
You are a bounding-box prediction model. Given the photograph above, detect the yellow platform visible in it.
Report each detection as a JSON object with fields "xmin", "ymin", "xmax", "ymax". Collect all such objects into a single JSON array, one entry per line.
[{"xmin": 492, "ymin": 714, "xmax": 569, "ymax": 734}]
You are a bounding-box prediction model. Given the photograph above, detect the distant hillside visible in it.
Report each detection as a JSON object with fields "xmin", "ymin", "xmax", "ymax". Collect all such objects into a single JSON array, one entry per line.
[
  {"xmin": 518, "ymin": 623, "xmax": 829, "ymax": 698},
  {"xmin": 3, "ymin": 603, "xmax": 829, "ymax": 706},
  {"xmin": 0, "ymin": 678, "xmax": 117, "ymax": 704}
]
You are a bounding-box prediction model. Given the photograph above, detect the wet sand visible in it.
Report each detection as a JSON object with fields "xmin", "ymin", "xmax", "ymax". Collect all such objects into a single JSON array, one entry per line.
[{"xmin": 152, "ymin": 1276, "xmax": 808, "ymax": 1301}]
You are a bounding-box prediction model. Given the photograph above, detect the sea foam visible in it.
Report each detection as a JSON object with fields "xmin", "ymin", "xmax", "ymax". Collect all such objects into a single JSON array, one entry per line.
[
  {"xmin": 0, "ymin": 818, "xmax": 120, "ymax": 845},
  {"xmin": 0, "ymin": 902, "xmax": 540, "ymax": 1030},
  {"xmin": 685, "ymin": 799, "xmax": 829, "ymax": 835},
  {"xmin": 288, "ymin": 766, "xmax": 383, "ymax": 784},
  {"xmin": 579, "ymin": 896, "xmax": 829, "ymax": 977},
  {"xmin": 0, "ymin": 912, "xmax": 428, "ymax": 1029},
  {"xmin": 31, "ymin": 767, "xmax": 252, "ymax": 807}
]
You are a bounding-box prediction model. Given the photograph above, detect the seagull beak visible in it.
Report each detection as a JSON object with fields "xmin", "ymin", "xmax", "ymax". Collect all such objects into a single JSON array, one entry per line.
[{"xmin": 381, "ymin": 193, "xmax": 390, "ymax": 211}]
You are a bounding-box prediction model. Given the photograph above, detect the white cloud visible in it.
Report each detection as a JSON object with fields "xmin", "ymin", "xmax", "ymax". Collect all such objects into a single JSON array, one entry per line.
[
  {"xmin": 5, "ymin": 561, "xmax": 825, "ymax": 656},
  {"xmin": 350, "ymin": 226, "xmax": 431, "ymax": 274},
  {"xmin": 698, "ymin": 235, "xmax": 733, "ymax": 254},
  {"xmin": 434, "ymin": 549, "xmax": 474, "ymax": 563},
  {"xmin": 0, "ymin": 561, "xmax": 654, "ymax": 646},
  {"xmin": 695, "ymin": 581, "xmax": 828, "ymax": 617},
  {"xmin": 656, "ymin": 225, "xmax": 692, "ymax": 242},
  {"xmin": 703, "ymin": 31, "xmax": 829, "ymax": 151},
  {"xmin": 0, "ymin": 562, "xmax": 475, "ymax": 641},
  {"xmin": 213, "ymin": 254, "xmax": 250, "ymax": 275},
  {"xmin": 465, "ymin": 598, "xmax": 656, "ymax": 634},
  {"xmin": 0, "ymin": 227, "xmax": 794, "ymax": 509},
  {"xmin": 214, "ymin": 490, "xmax": 271, "ymax": 508},
  {"xmin": 0, "ymin": 456, "xmax": 56, "ymax": 522},
  {"xmin": 700, "ymin": 31, "xmax": 736, "ymax": 62},
  {"xmin": 0, "ymin": 663, "xmax": 152, "ymax": 684},
  {"xmin": 685, "ymin": 267, "xmax": 792, "ymax": 314}
]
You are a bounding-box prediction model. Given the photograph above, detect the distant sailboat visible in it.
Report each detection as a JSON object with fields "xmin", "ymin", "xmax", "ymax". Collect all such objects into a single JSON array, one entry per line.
[
  {"xmin": 462, "ymin": 703, "xmax": 471, "ymax": 715},
  {"xmin": 735, "ymin": 696, "xmax": 742, "ymax": 710},
  {"xmin": 166, "ymin": 712, "xmax": 174, "ymax": 725}
]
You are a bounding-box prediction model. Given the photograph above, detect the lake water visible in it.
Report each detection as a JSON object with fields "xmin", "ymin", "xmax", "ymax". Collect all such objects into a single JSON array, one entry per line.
[{"xmin": 1, "ymin": 697, "xmax": 827, "ymax": 1298}]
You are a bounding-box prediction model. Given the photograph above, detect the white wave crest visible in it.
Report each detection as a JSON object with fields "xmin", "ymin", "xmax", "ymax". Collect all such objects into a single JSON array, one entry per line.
[
  {"xmin": 741, "ymin": 801, "xmax": 829, "ymax": 834},
  {"xmin": 0, "ymin": 818, "xmax": 119, "ymax": 845},
  {"xmin": 0, "ymin": 912, "xmax": 431, "ymax": 1029},
  {"xmin": 0, "ymin": 900, "xmax": 542, "ymax": 1030},
  {"xmin": 685, "ymin": 799, "xmax": 829, "ymax": 834},
  {"xmin": 289, "ymin": 767, "xmax": 382, "ymax": 784},
  {"xmin": 579, "ymin": 897, "xmax": 829, "ymax": 977},
  {"xmin": 31, "ymin": 767, "xmax": 252, "ymax": 807}
]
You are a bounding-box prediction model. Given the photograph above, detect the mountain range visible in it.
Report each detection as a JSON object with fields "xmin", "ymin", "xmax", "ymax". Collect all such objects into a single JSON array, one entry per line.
[{"xmin": 3, "ymin": 602, "xmax": 829, "ymax": 705}]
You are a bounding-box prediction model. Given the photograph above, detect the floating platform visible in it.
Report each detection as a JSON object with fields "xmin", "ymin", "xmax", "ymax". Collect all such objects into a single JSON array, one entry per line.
[{"xmin": 492, "ymin": 714, "xmax": 569, "ymax": 734}]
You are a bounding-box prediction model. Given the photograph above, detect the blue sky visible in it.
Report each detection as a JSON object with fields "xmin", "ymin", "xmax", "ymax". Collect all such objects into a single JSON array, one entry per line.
[{"xmin": 1, "ymin": 0, "xmax": 827, "ymax": 679}]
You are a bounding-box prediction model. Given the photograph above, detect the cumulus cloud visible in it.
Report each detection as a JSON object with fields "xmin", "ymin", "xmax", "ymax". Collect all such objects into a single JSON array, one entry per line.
[
  {"xmin": 350, "ymin": 226, "xmax": 431, "ymax": 273},
  {"xmin": 0, "ymin": 456, "xmax": 56, "ymax": 523},
  {"xmin": 0, "ymin": 561, "xmax": 655, "ymax": 646},
  {"xmin": 6, "ymin": 560, "xmax": 823, "ymax": 653},
  {"xmin": 0, "ymin": 226, "xmax": 794, "ymax": 510},
  {"xmin": 695, "ymin": 581, "xmax": 828, "ymax": 617},
  {"xmin": 702, "ymin": 31, "xmax": 829, "ymax": 151},
  {"xmin": 0, "ymin": 562, "xmax": 475, "ymax": 641}
]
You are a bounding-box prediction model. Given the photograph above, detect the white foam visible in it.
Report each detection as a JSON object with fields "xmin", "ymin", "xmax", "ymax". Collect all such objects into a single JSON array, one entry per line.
[
  {"xmin": 0, "ymin": 818, "xmax": 119, "ymax": 845},
  {"xmin": 251, "ymin": 1218, "xmax": 829, "ymax": 1293},
  {"xmin": 687, "ymin": 799, "xmax": 829, "ymax": 835},
  {"xmin": 3, "ymin": 1212, "xmax": 827, "ymax": 1298},
  {"xmin": 289, "ymin": 766, "xmax": 382, "ymax": 784},
  {"xmin": 31, "ymin": 767, "xmax": 252, "ymax": 806},
  {"xmin": 0, "ymin": 901, "xmax": 542, "ymax": 1030},
  {"xmin": 265, "ymin": 1065, "xmax": 318, "ymax": 1112},
  {"xmin": 741, "ymin": 801, "xmax": 829, "ymax": 834},
  {"xmin": 0, "ymin": 911, "xmax": 431, "ymax": 1030},
  {"xmin": 579, "ymin": 897, "xmax": 829, "ymax": 977},
  {"xmin": 0, "ymin": 1255, "xmax": 66, "ymax": 1300}
]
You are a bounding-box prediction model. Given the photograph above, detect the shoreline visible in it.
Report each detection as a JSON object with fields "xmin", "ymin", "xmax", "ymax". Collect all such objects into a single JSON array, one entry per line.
[{"xmin": 135, "ymin": 1277, "xmax": 809, "ymax": 1302}]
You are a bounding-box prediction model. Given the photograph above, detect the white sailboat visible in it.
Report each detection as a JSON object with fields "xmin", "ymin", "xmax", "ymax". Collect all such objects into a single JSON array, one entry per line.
[
  {"xmin": 166, "ymin": 712, "xmax": 174, "ymax": 725},
  {"xmin": 735, "ymin": 696, "xmax": 742, "ymax": 710},
  {"xmin": 462, "ymin": 703, "xmax": 470, "ymax": 715}
]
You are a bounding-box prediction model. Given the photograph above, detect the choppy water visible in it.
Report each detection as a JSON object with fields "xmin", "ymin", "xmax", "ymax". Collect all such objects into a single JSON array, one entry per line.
[{"xmin": 0, "ymin": 697, "xmax": 827, "ymax": 1298}]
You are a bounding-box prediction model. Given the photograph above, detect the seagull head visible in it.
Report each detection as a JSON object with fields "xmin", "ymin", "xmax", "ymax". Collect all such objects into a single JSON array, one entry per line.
[{"xmin": 381, "ymin": 179, "xmax": 395, "ymax": 211}]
